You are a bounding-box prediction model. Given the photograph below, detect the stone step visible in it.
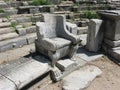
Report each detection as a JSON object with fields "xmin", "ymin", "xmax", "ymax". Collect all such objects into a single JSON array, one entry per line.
[
  {"xmin": 0, "ymin": 32, "xmax": 19, "ymax": 41},
  {"xmin": 0, "ymin": 33, "xmax": 36, "ymax": 52},
  {"xmin": 16, "ymin": 26, "xmax": 36, "ymax": 35},
  {"xmin": 0, "ymin": 22, "xmax": 11, "ymax": 28},
  {"xmin": 0, "ymin": 27, "xmax": 15, "ymax": 35}
]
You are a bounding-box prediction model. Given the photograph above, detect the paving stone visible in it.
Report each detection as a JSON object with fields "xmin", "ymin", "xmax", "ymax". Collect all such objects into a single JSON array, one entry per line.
[
  {"xmin": 0, "ymin": 22, "xmax": 11, "ymax": 28},
  {"xmin": 62, "ymin": 65, "xmax": 102, "ymax": 90},
  {"xmin": 0, "ymin": 74, "xmax": 16, "ymax": 90},
  {"xmin": 0, "ymin": 33, "xmax": 19, "ymax": 41},
  {"xmin": 0, "ymin": 27, "xmax": 15, "ymax": 35},
  {"xmin": 56, "ymin": 59, "xmax": 76, "ymax": 71}
]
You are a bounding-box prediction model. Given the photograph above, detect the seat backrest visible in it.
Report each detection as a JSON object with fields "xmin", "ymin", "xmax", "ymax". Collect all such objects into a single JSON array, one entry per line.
[{"xmin": 43, "ymin": 14, "xmax": 57, "ymax": 38}]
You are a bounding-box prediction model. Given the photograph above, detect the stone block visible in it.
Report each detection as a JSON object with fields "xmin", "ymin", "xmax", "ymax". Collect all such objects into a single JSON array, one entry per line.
[
  {"xmin": 16, "ymin": 17, "xmax": 31, "ymax": 23},
  {"xmin": 86, "ymin": 19, "xmax": 103, "ymax": 52},
  {"xmin": 0, "ymin": 22, "xmax": 11, "ymax": 28},
  {"xmin": 0, "ymin": 32, "xmax": 19, "ymax": 41},
  {"xmin": 0, "ymin": 27, "xmax": 15, "ymax": 35},
  {"xmin": 3, "ymin": 9, "xmax": 18, "ymax": 15},
  {"xmin": 26, "ymin": 33, "xmax": 37, "ymax": 44},
  {"xmin": 56, "ymin": 59, "xmax": 76, "ymax": 71},
  {"xmin": 16, "ymin": 28, "xmax": 26, "ymax": 35},
  {"xmin": 0, "ymin": 42, "xmax": 13, "ymax": 52},
  {"xmin": 12, "ymin": 37, "xmax": 27, "ymax": 48},
  {"xmin": 26, "ymin": 26, "xmax": 36, "ymax": 33},
  {"xmin": 98, "ymin": 10, "xmax": 120, "ymax": 41}
]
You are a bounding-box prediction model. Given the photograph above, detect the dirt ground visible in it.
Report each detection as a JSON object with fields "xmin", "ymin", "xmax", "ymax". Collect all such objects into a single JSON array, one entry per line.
[{"xmin": 40, "ymin": 56, "xmax": 120, "ymax": 90}]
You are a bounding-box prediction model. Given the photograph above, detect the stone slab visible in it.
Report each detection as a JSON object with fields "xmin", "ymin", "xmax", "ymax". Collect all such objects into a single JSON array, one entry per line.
[
  {"xmin": 56, "ymin": 59, "xmax": 76, "ymax": 71},
  {"xmin": 0, "ymin": 74, "xmax": 16, "ymax": 90},
  {"xmin": 62, "ymin": 65, "xmax": 102, "ymax": 90},
  {"xmin": 0, "ymin": 55, "xmax": 50, "ymax": 89}
]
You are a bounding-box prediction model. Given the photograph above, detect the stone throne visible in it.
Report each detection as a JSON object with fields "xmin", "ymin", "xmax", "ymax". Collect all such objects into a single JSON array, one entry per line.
[{"xmin": 35, "ymin": 14, "xmax": 80, "ymax": 67}]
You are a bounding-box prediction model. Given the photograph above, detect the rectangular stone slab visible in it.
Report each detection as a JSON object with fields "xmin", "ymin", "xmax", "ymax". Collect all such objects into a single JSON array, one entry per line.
[
  {"xmin": 0, "ymin": 56, "xmax": 50, "ymax": 89},
  {"xmin": 56, "ymin": 59, "xmax": 76, "ymax": 71}
]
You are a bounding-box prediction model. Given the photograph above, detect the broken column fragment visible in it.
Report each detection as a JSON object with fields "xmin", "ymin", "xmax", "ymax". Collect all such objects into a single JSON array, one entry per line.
[{"xmin": 86, "ymin": 19, "xmax": 103, "ymax": 52}]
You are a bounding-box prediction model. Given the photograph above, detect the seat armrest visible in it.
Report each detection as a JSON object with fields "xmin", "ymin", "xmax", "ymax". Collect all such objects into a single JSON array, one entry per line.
[{"xmin": 62, "ymin": 28, "xmax": 81, "ymax": 44}]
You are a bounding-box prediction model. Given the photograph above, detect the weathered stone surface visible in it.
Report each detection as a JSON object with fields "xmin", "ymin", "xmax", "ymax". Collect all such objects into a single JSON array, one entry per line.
[
  {"xmin": 26, "ymin": 33, "xmax": 36, "ymax": 44},
  {"xmin": 0, "ymin": 1, "xmax": 8, "ymax": 8},
  {"xmin": 3, "ymin": 8, "xmax": 18, "ymax": 15},
  {"xmin": 66, "ymin": 22, "xmax": 78, "ymax": 35},
  {"xmin": 0, "ymin": 27, "xmax": 15, "ymax": 35},
  {"xmin": 86, "ymin": 19, "xmax": 103, "ymax": 52},
  {"xmin": 0, "ymin": 33, "xmax": 19, "ymax": 41},
  {"xmin": 56, "ymin": 59, "xmax": 76, "ymax": 71},
  {"xmin": 62, "ymin": 65, "xmax": 102, "ymax": 90},
  {"xmin": 0, "ymin": 74, "xmax": 16, "ymax": 90},
  {"xmin": 98, "ymin": 10, "xmax": 120, "ymax": 41},
  {"xmin": 0, "ymin": 22, "xmax": 11, "ymax": 28},
  {"xmin": 16, "ymin": 28, "xmax": 26, "ymax": 35},
  {"xmin": 26, "ymin": 26, "xmax": 36, "ymax": 33},
  {"xmin": 0, "ymin": 56, "xmax": 50, "ymax": 89}
]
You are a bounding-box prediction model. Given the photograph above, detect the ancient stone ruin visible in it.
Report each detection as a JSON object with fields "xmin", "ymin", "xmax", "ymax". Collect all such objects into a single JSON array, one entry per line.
[{"xmin": 0, "ymin": 0, "xmax": 120, "ymax": 90}]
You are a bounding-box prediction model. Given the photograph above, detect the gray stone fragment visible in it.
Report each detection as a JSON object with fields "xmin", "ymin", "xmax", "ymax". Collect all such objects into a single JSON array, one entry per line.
[
  {"xmin": 56, "ymin": 59, "xmax": 76, "ymax": 71},
  {"xmin": 86, "ymin": 19, "xmax": 103, "ymax": 52},
  {"xmin": 62, "ymin": 65, "xmax": 102, "ymax": 90},
  {"xmin": 16, "ymin": 17, "xmax": 31, "ymax": 23}
]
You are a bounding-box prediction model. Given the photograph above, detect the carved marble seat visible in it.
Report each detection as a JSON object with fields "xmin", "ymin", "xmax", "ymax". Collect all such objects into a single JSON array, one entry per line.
[{"xmin": 35, "ymin": 14, "xmax": 80, "ymax": 67}]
